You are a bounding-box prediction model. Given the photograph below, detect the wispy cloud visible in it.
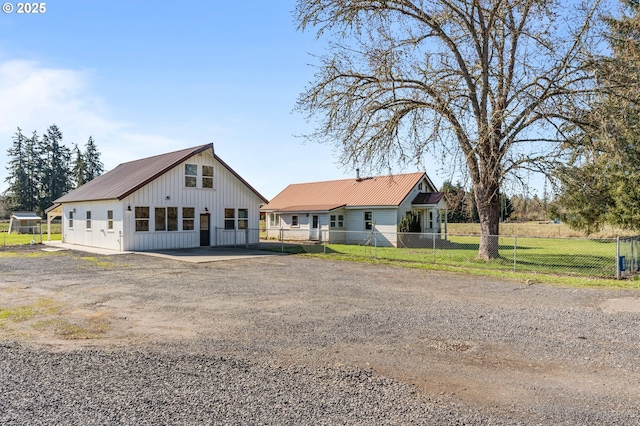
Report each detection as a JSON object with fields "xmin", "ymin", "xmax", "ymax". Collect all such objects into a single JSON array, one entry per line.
[{"xmin": 0, "ymin": 60, "xmax": 187, "ymax": 192}]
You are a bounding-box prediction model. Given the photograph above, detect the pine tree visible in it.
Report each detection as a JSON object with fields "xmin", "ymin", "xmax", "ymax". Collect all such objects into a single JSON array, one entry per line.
[
  {"xmin": 4, "ymin": 127, "xmax": 35, "ymax": 211},
  {"xmin": 554, "ymin": 0, "xmax": 640, "ymax": 233},
  {"xmin": 83, "ymin": 136, "xmax": 103, "ymax": 182},
  {"xmin": 71, "ymin": 144, "xmax": 87, "ymax": 188},
  {"xmin": 39, "ymin": 124, "xmax": 72, "ymax": 212}
]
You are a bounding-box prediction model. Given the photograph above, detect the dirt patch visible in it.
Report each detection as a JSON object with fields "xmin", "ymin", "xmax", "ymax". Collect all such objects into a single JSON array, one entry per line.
[{"xmin": 600, "ymin": 297, "xmax": 640, "ymax": 313}]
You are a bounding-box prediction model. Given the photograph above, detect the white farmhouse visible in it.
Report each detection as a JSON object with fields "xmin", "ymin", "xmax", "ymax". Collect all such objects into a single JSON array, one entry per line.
[
  {"xmin": 48, "ymin": 143, "xmax": 267, "ymax": 251},
  {"xmin": 261, "ymin": 171, "xmax": 446, "ymax": 247}
]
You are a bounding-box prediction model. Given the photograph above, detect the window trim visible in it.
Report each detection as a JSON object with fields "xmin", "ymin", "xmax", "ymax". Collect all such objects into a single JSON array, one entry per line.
[
  {"xmin": 107, "ymin": 210, "xmax": 113, "ymax": 231},
  {"xmin": 364, "ymin": 211, "xmax": 373, "ymax": 230},
  {"xmin": 135, "ymin": 206, "xmax": 150, "ymax": 232},
  {"xmin": 86, "ymin": 211, "xmax": 92, "ymax": 230},
  {"xmin": 185, "ymin": 163, "xmax": 197, "ymax": 188},
  {"xmin": 224, "ymin": 208, "xmax": 236, "ymax": 230},
  {"xmin": 68, "ymin": 211, "xmax": 74, "ymax": 229},
  {"xmin": 202, "ymin": 165, "xmax": 214, "ymax": 189},
  {"xmin": 291, "ymin": 215, "xmax": 299, "ymax": 227},
  {"xmin": 182, "ymin": 207, "xmax": 195, "ymax": 231}
]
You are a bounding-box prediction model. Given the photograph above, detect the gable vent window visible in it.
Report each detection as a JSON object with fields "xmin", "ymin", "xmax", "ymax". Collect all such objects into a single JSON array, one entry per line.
[{"xmin": 185, "ymin": 164, "xmax": 197, "ymax": 188}]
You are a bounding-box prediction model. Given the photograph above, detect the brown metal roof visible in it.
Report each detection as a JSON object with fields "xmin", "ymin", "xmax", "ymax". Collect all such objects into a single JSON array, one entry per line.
[
  {"xmin": 411, "ymin": 192, "xmax": 444, "ymax": 205},
  {"xmin": 54, "ymin": 144, "xmax": 267, "ymax": 204},
  {"xmin": 262, "ymin": 172, "xmax": 426, "ymax": 212}
]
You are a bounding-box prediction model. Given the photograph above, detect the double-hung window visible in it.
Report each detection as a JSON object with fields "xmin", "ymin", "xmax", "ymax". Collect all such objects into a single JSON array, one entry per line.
[
  {"xmin": 238, "ymin": 209, "xmax": 248, "ymax": 230},
  {"xmin": 183, "ymin": 207, "xmax": 195, "ymax": 230},
  {"xmin": 69, "ymin": 211, "xmax": 74, "ymax": 228},
  {"xmin": 135, "ymin": 207, "xmax": 150, "ymax": 232},
  {"xmin": 224, "ymin": 208, "xmax": 235, "ymax": 230},
  {"xmin": 107, "ymin": 210, "xmax": 113, "ymax": 230},
  {"xmin": 86, "ymin": 211, "xmax": 92, "ymax": 229},
  {"xmin": 185, "ymin": 164, "xmax": 197, "ymax": 188},
  {"xmin": 364, "ymin": 211, "xmax": 373, "ymax": 230},
  {"xmin": 202, "ymin": 165, "xmax": 214, "ymax": 188}
]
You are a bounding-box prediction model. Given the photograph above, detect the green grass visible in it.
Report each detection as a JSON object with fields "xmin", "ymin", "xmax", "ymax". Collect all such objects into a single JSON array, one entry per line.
[
  {"xmin": 268, "ymin": 235, "xmax": 627, "ymax": 286},
  {"xmin": 0, "ymin": 221, "xmax": 62, "ymax": 245}
]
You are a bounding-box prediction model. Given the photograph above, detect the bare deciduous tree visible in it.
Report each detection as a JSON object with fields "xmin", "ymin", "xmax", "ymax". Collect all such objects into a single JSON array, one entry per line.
[{"xmin": 295, "ymin": 0, "xmax": 605, "ymax": 259}]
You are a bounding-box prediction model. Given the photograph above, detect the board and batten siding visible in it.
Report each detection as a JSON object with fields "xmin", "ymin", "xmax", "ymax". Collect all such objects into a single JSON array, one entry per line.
[
  {"xmin": 57, "ymin": 149, "xmax": 263, "ymax": 252},
  {"xmin": 62, "ymin": 200, "xmax": 124, "ymax": 251}
]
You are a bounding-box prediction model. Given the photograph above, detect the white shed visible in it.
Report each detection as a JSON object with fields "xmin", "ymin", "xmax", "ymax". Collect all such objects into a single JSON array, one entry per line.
[
  {"xmin": 8, "ymin": 211, "xmax": 42, "ymax": 234},
  {"xmin": 50, "ymin": 143, "xmax": 267, "ymax": 251}
]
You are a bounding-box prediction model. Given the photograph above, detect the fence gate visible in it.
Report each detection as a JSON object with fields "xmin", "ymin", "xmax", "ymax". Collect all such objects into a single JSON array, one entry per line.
[{"xmin": 618, "ymin": 236, "xmax": 640, "ymax": 278}]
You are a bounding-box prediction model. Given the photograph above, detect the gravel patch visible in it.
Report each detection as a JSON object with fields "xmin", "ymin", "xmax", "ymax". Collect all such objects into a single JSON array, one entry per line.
[{"xmin": 1, "ymin": 244, "xmax": 640, "ymax": 424}]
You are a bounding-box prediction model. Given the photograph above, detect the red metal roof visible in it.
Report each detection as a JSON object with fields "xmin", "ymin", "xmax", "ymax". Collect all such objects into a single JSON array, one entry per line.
[
  {"xmin": 54, "ymin": 144, "xmax": 267, "ymax": 204},
  {"xmin": 262, "ymin": 172, "xmax": 426, "ymax": 212}
]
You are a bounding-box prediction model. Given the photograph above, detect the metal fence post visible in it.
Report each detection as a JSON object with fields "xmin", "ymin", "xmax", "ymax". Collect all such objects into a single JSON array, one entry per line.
[
  {"xmin": 616, "ymin": 236, "xmax": 621, "ymax": 280},
  {"xmin": 280, "ymin": 228, "xmax": 284, "ymax": 253},
  {"xmin": 433, "ymin": 232, "xmax": 436, "ymax": 264},
  {"xmin": 513, "ymin": 236, "xmax": 517, "ymax": 272},
  {"xmin": 374, "ymin": 229, "xmax": 377, "ymax": 259},
  {"xmin": 245, "ymin": 228, "xmax": 249, "ymax": 249},
  {"xmin": 323, "ymin": 230, "xmax": 327, "ymax": 254}
]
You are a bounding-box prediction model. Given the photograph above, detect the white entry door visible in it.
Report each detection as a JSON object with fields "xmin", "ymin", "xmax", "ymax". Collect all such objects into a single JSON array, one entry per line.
[{"xmin": 310, "ymin": 215, "xmax": 319, "ymax": 240}]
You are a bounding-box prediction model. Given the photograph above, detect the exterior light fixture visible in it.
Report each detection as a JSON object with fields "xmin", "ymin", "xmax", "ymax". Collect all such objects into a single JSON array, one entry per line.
[{"xmin": 127, "ymin": 206, "xmax": 131, "ymax": 212}]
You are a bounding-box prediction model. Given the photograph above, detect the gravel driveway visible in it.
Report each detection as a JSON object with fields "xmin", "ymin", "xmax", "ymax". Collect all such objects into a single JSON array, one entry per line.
[{"xmin": 1, "ymin": 245, "xmax": 640, "ymax": 425}]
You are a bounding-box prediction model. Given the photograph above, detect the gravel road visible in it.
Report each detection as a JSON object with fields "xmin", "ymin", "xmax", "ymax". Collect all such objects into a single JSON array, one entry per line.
[{"xmin": 1, "ymin": 245, "xmax": 640, "ymax": 425}]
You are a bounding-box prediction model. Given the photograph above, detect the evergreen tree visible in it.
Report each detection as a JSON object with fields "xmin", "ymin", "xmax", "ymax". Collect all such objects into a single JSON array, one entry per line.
[
  {"xmin": 554, "ymin": 0, "xmax": 640, "ymax": 234},
  {"xmin": 71, "ymin": 144, "xmax": 87, "ymax": 188},
  {"xmin": 83, "ymin": 136, "xmax": 103, "ymax": 182},
  {"xmin": 4, "ymin": 127, "xmax": 35, "ymax": 211},
  {"xmin": 39, "ymin": 124, "xmax": 72, "ymax": 212}
]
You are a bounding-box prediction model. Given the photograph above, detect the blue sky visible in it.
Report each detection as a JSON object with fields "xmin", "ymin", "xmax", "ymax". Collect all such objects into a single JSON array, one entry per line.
[{"xmin": 0, "ymin": 0, "xmax": 443, "ymax": 200}]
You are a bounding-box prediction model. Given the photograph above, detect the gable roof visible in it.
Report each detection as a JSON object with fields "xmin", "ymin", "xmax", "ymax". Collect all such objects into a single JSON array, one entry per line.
[
  {"xmin": 11, "ymin": 211, "xmax": 42, "ymax": 220},
  {"xmin": 262, "ymin": 172, "xmax": 427, "ymax": 212},
  {"xmin": 54, "ymin": 143, "xmax": 267, "ymax": 204}
]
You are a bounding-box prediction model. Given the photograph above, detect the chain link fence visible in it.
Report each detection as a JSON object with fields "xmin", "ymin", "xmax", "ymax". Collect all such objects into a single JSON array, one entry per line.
[
  {"xmin": 618, "ymin": 236, "xmax": 640, "ymax": 279},
  {"xmin": 266, "ymin": 229, "xmax": 624, "ymax": 279}
]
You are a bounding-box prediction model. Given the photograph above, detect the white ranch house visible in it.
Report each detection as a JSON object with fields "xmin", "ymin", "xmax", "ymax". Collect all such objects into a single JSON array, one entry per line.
[
  {"xmin": 261, "ymin": 172, "xmax": 447, "ymax": 247},
  {"xmin": 47, "ymin": 143, "xmax": 267, "ymax": 251}
]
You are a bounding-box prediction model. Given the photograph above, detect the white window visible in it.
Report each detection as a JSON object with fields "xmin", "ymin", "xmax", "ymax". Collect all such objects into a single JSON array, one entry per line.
[
  {"xmin": 270, "ymin": 213, "xmax": 279, "ymax": 228},
  {"xmin": 69, "ymin": 211, "xmax": 74, "ymax": 229},
  {"xmin": 224, "ymin": 208, "xmax": 235, "ymax": 230},
  {"xmin": 107, "ymin": 210, "xmax": 113, "ymax": 230},
  {"xmin": 135, "ymin": 207, "xmax": 150, "ymax": 232},
  {"xmin": 183, "ymin": 207, "xmax": 195, "ymax": 230},
  {"xmin": 86, "ymin": 211, "xmax": 92, "ymax": 229},
  {"xmin": 155, "ymin": 207, "xmax": 178, "ymax": 231},
  {"xmin": 364, "ymin": 211, "xmax": 373, "ymax": 230},
  {"xmin": 185, "ymin": 164, "xmax": 197, "ymax": 188},
  {"xmin": 291, "ymin": 215, "xmax": 299, "ymax": 227},
  {"xmin": 238, "ymin": 209, "xmax": 248, "ymax": 230},
  {"xmin": 202, "ymin": 165, "xmax": 214, "ymax": 189}
]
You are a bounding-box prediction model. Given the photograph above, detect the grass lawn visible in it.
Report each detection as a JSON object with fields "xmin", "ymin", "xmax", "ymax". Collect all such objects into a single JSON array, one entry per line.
[
  {"xmin": 0, "ymin": 221, "xmax": 62, "ymax": 246},
  {"xmin": 272, "ymin": 234, "xmax": 625, "ymax": 285}
]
